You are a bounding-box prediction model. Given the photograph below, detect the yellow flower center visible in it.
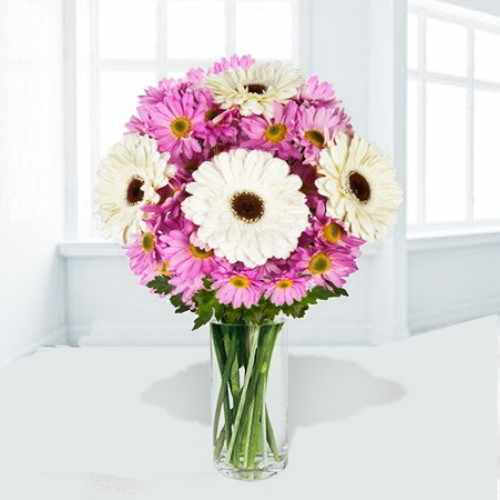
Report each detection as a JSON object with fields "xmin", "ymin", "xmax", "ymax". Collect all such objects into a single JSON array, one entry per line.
[
  {"xmin": 264, "ymin": 123, "xmax": 287, "ymax": 144},
  {"xmin": 308, "ymin": 252, "xmax": 332, "ymax": 275},
  {"xmin": 141, "ymin": 232, "xmax": 155, "ymax": 253},
  {"xmin": 189, "ymin": 244, "xmax": 213, "ymax": 260},
  {"xmin": 323, "ymin": 223, "xmax": 345, "ymax": 244},
  {"xmin": 229, "ymin": 275, "xmax": 250, "ymax": 289},
  {"xmin": 304, "ymin": 129, "xmax": 325, "ymax": 148},
  {"xmin": 157, "ymin": 260, "xmax": 171, "ymax": 276},
  {"xmin": 276, "ymin": 279, "xmax": 293, "ymax": 289},
  {"xmin": 170, "ymin": 116, "xmax": 192, "ymax": 139}
]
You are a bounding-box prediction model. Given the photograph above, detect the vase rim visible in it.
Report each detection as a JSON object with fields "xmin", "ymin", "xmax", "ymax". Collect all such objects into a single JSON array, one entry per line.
[{"xmin": 210, "ymin": 319, "xmax": 286, "ymax": 327}]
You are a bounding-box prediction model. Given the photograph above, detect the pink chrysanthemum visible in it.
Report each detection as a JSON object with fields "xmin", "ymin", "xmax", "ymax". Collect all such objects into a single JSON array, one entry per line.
[
  {"xmin": 293, "ymin": 247, "xmax": 357, "ymax": 288},
  {"xmin": 127, "ymin": 231, "xmax": 166, "ymax": 285},
  {"xmin": 161, "ymin": 221, "xmax": 217, "ymax": 280},
  {"xmin": 209, "ymin": 54, "xmax": 255, "ymax": 74},
  {"xmin": 264, "ymin": 274, "xmax": 308, "ymax": 306},
  {"xmin": 213, "ymin": 270, "xmax": 263, "ymax": 309},
  {"xmin": 311, "ymin": 201, "xmax": 365, "ymax": 256},
  {"xmin": 193, "ymin": 89, "xmax": 239, "ymax": 149},
  {"xmin": 170, "ymin": 275, "xmax": 203, "ymax": 306},
  {"xmin": 300, "ymin": 75, "xmax": 337, "ymax": 103},
  {"xmin": 147, "ymin": 88, "xmax": 206, "ymax": 162},
  {"xmin": 298, "ymin": 104, "xmax": 351, "ymax": 165},
  {"xmin": 241, "ymin": 102, "xmax": 300, "ymax": 160}
]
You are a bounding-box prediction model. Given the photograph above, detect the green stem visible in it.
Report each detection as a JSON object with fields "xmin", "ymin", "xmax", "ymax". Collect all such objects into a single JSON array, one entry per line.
[
  {"xmin": 212, "ymin": 330, "xmax": 235, "ymax": 447},
  {"xmin": 227, "ymin": 325, "xmax": 260, "ymax": 460}
]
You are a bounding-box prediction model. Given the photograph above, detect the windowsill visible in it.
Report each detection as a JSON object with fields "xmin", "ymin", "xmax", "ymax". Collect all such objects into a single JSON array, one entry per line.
[{"xmin": 407, "ymin": 226, "xmax": 500, "ymax": 252}]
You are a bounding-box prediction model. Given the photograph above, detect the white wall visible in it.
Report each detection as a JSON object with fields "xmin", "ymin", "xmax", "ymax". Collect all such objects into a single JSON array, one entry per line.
[{"xmin": 0, "ymin": 0, "xmax": 66, "ymax": 365}]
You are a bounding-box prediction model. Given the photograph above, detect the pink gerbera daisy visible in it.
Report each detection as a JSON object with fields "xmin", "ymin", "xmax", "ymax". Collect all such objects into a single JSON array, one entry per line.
[
  {"xmin": 297, "ymin": 104, "xmax": 351, "ymax": 165},
  {"xmin": 147, "ymin": 88, "xmax": 206, "ymax": 162},
  {"xmin": 127, "ymin": 231, "xmax": 166, "ymax": 285},
  {"xmin": 213, "ymin": 270, "xmax": 263, "ymax": 309},
  {"xmin": 293, "ymin": 247, "xmax": 357, "ymax": 288},
  {"xmin": 241, "ymin": 102, "xmax": 299, "ymax": 160},
  {"xmin": 161, "ymin": 221, "xmax": 217, "ymax": 280},
  {"xmin": 264, "ymin": 274, "xmax": 308, "ymax": 306}
]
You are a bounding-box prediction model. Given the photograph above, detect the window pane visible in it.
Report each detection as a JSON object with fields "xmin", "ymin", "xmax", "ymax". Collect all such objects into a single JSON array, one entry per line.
[
  {"xmin": 474, "ymin": 90, "xmax": 500, "ymax": 220},
  {"xmin": 236, "ymin": 1, "xmax": 293, "ymax": 60},
  {"xmin": 426, "ymin": 18, "xmax": 467, "ymax": 76},
  {"xmin": 408, "ymin": 14, "xmax": 419, "ymax": 70},
  {"xmin": 99, "ymin": 0, "xmax": 157, "ymax": 60},
  {"xmin": 99, "ymin": 71, "xmax": 156, "ymax": 155},
  {"xmin": 407, "ymin": 80, "xmax": 419, "ymax": 225},
  {"xmin": 475, "ymin": 30, "xmax": 500, "ymax": 83},
  {"xmin": 425, "ymin": 83, "xmax": 467, "ymax": 223},
  {"xmin": 167, "ymin": 1, "xmax": 225, "ymax": 59}
]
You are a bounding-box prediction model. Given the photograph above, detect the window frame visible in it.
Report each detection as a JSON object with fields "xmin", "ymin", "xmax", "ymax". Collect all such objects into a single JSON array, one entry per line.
[
  {"xmin": 407, "ymin": 1, "xmax": 500, "ymax": 235},
  {"xmin": 66, "ymin": 0, "xmax": 309, "ymax": 241}
]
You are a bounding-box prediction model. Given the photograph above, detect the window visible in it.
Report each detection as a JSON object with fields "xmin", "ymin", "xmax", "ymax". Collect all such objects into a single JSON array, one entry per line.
[
  {"xmin": 407, "ymin": 1, "xmax": 500, "ymax": 233},
  {"xmin": 72, "ymin": 0, "xmax": 305, "ymax": 239}
]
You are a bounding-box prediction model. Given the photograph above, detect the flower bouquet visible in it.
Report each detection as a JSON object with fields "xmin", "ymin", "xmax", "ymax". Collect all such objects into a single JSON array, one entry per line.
[{"xmin": 95, "ymin": 55, "xmax": 402, "ymax": 480}]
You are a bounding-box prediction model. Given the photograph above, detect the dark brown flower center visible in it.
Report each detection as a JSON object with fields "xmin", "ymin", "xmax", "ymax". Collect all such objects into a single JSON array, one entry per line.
[
  {"xmin": 304, "ymin": 129, "xmax": 325, "ymax": 148},
  {"xmin": 205, "ymin": 107, "xmax": 223, "ymax": 121},
  {"xmin": 231, "ymin": 191, "xmax": 265, "ymax": 223},
  {"xmin": 244, "ymin": 83, "xmax": 267, "ymax": 95},
  {"xmin": 349, "ymin": 172, "xmax": 371, "ymax": 203},
  {"xmin": 126, "ymin": 177, "xmax": 144, "ymax": 205}
]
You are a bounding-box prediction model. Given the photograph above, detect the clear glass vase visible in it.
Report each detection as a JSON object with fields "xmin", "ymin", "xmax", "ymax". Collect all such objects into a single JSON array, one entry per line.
[{"xmin": 210, "ymin": 320, "xmax": 288, "ymax": 481}]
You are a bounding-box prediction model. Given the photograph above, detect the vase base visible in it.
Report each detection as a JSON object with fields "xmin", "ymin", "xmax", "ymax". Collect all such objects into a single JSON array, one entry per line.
[{"xmin": 214, "ymin": 453, "xmax": 287, "ymax": 481}]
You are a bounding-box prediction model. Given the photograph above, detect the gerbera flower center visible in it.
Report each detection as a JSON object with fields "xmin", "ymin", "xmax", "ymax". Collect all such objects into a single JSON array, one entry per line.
[
  {"xmin": 229, "ymin": 275, "xmax": 250, "ymax": 288},
  {"xmin": 141, "ymin": 232, "xmax": 155, "ymax": 253},
  {"xmin": 349, "ymin": 171, "xmax": 371, "ymax": 203},
  {"xmin": 308, "ymin": 252, "xmax": 332, "ymax": 275},
  {"xmin": 231, "ymin": 191, "xmax": 265, "ymax": 223},
  {"xmin": 170, "ymin": 116, "xmax": 192, "ymax": 139},
  {"xmin": 276, "ymin": 279, "xmax": 293, "ymax": 289},
  {"xmin": 304, "ymin": 129, "xmax": 325, "ymax": 148},
  {"xmin": 189, "ymin": 244, "xmax": 213, "ymax": 260},
  {"xmin": 264, "ymin": 123, "xmax": 287, "ymax": 144},
  {"xmin": 126, "ymin": 177, "xmax": 144, "ymax": 205},
  {"xmin": 244, "ymin": 83, "xmax": 268, "ymax": 95},
  {"xmin": 323, "ymin": 223, "xmax": 345, "ymax": 244}
]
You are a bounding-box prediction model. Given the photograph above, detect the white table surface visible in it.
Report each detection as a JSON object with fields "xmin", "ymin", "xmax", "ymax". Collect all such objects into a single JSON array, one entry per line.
[{"xmin": 0, "ymin": 316, "xmax": 497, "ymax": 500}]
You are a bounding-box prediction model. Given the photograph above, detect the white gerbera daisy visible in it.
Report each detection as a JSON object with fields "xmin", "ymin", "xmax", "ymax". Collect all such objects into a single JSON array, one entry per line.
[
  {"xmin": 181, "ymin": 149, "xmax": 309, "ymax": 268},
  {"xmin": 205, "ymin": 62, "xmax": 304, "ymax": 117},
  {"xmin": 316, "ymin": 133, "xmax": 402, "ymax": 241},
  {"xmin": 95, "ymin": 133, "xmax": 176, "ymax": 243}
]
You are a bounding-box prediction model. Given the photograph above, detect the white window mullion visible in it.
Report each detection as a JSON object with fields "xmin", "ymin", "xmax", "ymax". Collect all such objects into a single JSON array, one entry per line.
[
  {"xmin": 158, "ymin": 0, "xmax": 167, "ymax": 78},
  {"xmin": 417, "ymin": 13, "xmax": 427, "ymax": 225},
  {"xmin": 225, "ymin": 0, "xmax": 236, "ymax": 55},
  {"xmin": 89, "ymin": 0, "xmax": 100, "ymax": 228},
  {"xmin": 465, "ymin": 27, "xmax": 475, "ymax": 223}
]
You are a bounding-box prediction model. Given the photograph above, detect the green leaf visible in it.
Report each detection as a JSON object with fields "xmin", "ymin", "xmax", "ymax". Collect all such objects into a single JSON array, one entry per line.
[{"xmin": 146, "ymin": 276, "xmax": 173, "ymax": 296}]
